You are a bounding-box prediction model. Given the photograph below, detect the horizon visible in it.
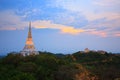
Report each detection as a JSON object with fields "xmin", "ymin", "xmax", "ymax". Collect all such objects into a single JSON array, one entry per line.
[
  {"xmin": 0, "ymin": 0, "xmax": 120, "ymax": 55},
  {"xmin": 0, "ymin": 48, "xmax": 120, "ymax": 56}
]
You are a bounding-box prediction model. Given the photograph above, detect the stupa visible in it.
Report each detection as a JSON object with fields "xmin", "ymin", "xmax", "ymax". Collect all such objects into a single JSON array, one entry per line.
[{"xmin": 20, "ymin": 22, "xmax": 39, "ymax": 56}]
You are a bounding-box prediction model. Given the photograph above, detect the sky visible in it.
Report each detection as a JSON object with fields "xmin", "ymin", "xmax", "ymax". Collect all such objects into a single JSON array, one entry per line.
[{"xmin": 0, "ymin": 0, "xmax": 120, "ymax": 55}]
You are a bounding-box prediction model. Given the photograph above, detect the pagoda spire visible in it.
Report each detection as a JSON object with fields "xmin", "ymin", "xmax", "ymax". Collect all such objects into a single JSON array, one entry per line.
[
  {"xmin": 28, "ymin": 21, "xmax": 32, "ymax": 38},
  {"xmin": 20, "ymin": 22, "xmax": 39, "ymax": 56}
]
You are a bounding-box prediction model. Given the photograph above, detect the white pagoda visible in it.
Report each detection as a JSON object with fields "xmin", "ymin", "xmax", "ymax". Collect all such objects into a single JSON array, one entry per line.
[{"xmin": 20, "ymin": 22, "xmax": 39, "ymax": 56}]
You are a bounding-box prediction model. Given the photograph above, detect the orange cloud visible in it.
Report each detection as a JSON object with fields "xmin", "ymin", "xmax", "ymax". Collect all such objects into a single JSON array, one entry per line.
[
  {"xmin": 61, "ymin": 27, "xmax": 85, "ymax": 35},
  {"xmin": 32, "ymin": 20, "xmax": 85, "ymax": 35},
  {"xmin": 32, "ymin": 20, "xmax": 109, "ymax": 37}
]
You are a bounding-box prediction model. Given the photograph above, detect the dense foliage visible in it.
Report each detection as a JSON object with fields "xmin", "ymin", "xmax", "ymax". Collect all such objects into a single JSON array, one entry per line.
[{"xmin": 0, "ymin": 51, "xmax": 120, "ymax": 80}]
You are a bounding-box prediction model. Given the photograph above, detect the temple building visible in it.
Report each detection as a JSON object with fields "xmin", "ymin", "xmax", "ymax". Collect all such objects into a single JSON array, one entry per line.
[
  {"xmin": 20, "ymin": 22, "xmax": 39, "ymax": 56},
  {"xmin": 84, "ymin": 48, "xmax": 90, "ymax": 53}
]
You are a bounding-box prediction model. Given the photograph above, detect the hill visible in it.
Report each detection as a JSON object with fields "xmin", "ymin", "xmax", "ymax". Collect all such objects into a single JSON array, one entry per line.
[{"xmin": 0, "ymin": 51, "xmax": 120, "ymax": 80}]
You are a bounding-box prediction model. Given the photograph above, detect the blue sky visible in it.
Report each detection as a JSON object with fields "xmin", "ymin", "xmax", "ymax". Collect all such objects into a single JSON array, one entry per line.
[{"xmin": 0, "ymin": 0, "xmax": 120, "ymax": 55}]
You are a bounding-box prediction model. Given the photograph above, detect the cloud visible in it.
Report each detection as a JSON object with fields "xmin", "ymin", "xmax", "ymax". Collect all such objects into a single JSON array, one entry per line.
[
  {"xmin": 16, "ymin": 8, "xmax": 41, "ymax": 19},
  {"xmin": 93, "ymin": 0, "xmax": 120, "ymax": 6},
  {"xmin": 89, "ymin": 30, "xmax": 107, "ymax": 37},
  {"xmin": 52, "ymin": 0, "xmax": 120, "ymax": 21},
  {"xmin": 32, "ymin": 20, "xmax": 85, "ymax": 35},
  {"xmin": 83, "ymin": 18, "xmax": 120, "ymax": 37},
  {"xmin": 0, "ymin": 27, "xmax": 16, "ymax": 30},
  {"xmin": 82, "ymin": 12, "xmax": 120, "ymax": 21},
  {"xmin": 53, "ymin": 0, "xmax": 91, "ymax": 13},
  {"xmin": 49, "ymin": 0, "xmax": 120, "ymax": 37},
  {"xmin": 115, "ymin": 33, "xmax": 120, "ymax": 37},
  {"xmin": 0, "ymin": 9, "xmax": 120, "ymax": 37},
  {"xmin": 112, "ymin": 30, "xmax": 120, "ymax": 37},
  {"xmin": 0, "ymin": 10, "xmax": 86, "ymax": 35},
  {"xmin": 0, "ymin": 10, "xmax": 27, "ymax": 30},
  {"xmin": 32, "ymin": 20, "xmax": 117, "ymax": 37},
  {"xmin": 61, "ymin": 27, "xmax": 85, "ymax": 35}
]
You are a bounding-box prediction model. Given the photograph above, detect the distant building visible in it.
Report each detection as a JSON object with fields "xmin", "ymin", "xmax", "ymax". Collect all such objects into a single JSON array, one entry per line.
[
  {"xmin": 20, "ymin": 22, "xmax": 39, "ymax": 56},
  {"xmin": 84, "ymin": 48, "xmax": 107, "ymax": 54},
  {"xmin": 84, "ymin": 48, "xmax": 90, "ymax": 53}
]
